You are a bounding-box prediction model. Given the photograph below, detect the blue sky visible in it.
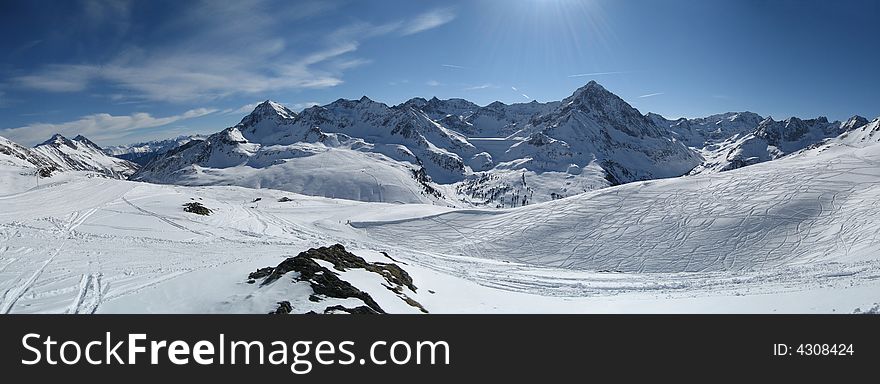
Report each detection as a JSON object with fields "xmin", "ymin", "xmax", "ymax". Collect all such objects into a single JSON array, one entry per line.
[{"xmin": 1, "ymin": 0, "xmax": 878, "ymax": 146}]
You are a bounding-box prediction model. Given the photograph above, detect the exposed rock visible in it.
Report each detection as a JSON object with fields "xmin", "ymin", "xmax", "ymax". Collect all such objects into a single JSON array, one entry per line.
[
  {"xmin": 255, "ymin": 247, "xmax": 385, "ymax": 313},
  {"xmin": 182, "ymin": 202, "xmax": 212, "ymax": 215},
  {"xmin": 248, "ymin": 244, "xmax": 427, "ymax": 314},
  {"xmin": 270, "ymin": 301, "xmax": 292, "ymax": 314},
  {"xmin": 299, "ymin": 244, "xmax": 417, "ymax": 292},
  {"xmin": 323, "ymin": 305, "xmax": 380, "ymax": 314},
  {"xmin": 248, "ymin": 267, "xmax": 274, "ymax": 280}
]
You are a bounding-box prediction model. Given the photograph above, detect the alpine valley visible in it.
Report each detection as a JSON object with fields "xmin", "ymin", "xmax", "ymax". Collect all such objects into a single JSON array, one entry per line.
[{"xmin": 1, "ymin": 81, "xmax": 879, "ymax": 314}]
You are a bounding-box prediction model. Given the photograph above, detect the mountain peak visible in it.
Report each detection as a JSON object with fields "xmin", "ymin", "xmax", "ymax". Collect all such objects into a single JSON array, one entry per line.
[
  {"xmin": 71, "ymin": 135, "xmax": 102, "ymax": 151},
  {"xmin": 37, "ymin": 133, "xmax": 76, "ymax": 149},
  {"xmin": 486, "ymin": 101, "xmax": 506, "ymax": 109},
  {"xmin": 254, "ymin": 100, "xmax": 295, "ymax": 117},
  {"xmin": 399, "ymin": 97, "xmax": 427, "ymax": 109},
  {"xmin": 239, "ymin": 100, "xmax": 296, "ymax": 126},
  {"xmin": 842, "ymin": 115, "xmax": 869, "ymax": 130},
  {"xmin": 577, "ymin": 80, "xmax": 605, "ymax": 93},
  {"xmin": 564, "ymin": 81, "xmax": 616, "ymax": 106}
]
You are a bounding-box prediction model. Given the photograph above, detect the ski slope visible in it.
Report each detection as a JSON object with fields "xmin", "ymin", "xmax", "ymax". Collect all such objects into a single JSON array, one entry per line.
[
  {"xmin": 1, "ymin": 140, "xmax": 879, "ymax": 313},
  {"xmin": 355, "ymin": 143, "xmax": 880, "ymax": 272}
]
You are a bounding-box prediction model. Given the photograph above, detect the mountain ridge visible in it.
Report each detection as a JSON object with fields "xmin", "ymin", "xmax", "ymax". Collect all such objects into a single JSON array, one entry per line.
[{"xmin": 128, "ymin": 81, "xmax": 878, "ymax": 206}]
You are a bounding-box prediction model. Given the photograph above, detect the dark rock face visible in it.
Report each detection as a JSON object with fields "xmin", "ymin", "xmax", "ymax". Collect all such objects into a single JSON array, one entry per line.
[
  {"xmin": 38, "ymin": 167, "xmax": 56, "ymax": 178},
  {"xmin": 182, "ymin": 202, "xmax": 212, "ymax": 215},
  {"xmin": 299, "ymin": 244, "xmax": 418, "ymax": 292},
  {"xmin": 255, "ymin": 246, "xmax": 386, "ymax": 314},
  {"xmin": 270, "ymin": 301, "xmax": 292, "ymax": 314},
  {"xmin": 248, "ymin": 244, "xmax": 425, "ymax": 314},
  {"xmin": 248, "ymin": 267, "xmax": 274, "ymax": 280},
  {"xmin": 323, "ymin": 305, "xmax": 380, "ymax": 314}
]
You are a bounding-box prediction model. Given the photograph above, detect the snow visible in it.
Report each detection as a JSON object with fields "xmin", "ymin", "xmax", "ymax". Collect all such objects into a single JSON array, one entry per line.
[
  {"xmin": 2, "ymin": 82, "xmax": 879, "ymax": 314},
  {"xmin": 132, "ymin": 82, "xmax": 702, "ymax": 207},
  {"xmin": 103, "ymin": 135, "xmax": 205, "ymax": 166},
  {"xmin": 2, "ymin": 134, "xmax": 879, "ymax": 313},
  {"xmin": 29, "ymin": 134, "xmax": 138, "ymax": 178}
]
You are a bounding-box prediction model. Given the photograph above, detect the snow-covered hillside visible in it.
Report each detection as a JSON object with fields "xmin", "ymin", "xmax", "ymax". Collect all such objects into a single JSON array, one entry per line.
[
  {"xmin": 653, "ymin": 111, "xmax": 877, "ymax": 175},
  {"xmin": 133, "ymin": 81, "xmax": 701, "ymax": 206},
  {"xmin": 1, "ymin": 135, "xmax": 55, "ymax": 169},
  {"xmin": 32, "ymin": 134, "xmax": 139, "ymax": 178},
  {"xmin": 1, "ymin": 134, "xmax": 879, "ymax": 314},
  {"xmin": 355, "ymin": 142, "xmax": 880, "ymax": 273}
]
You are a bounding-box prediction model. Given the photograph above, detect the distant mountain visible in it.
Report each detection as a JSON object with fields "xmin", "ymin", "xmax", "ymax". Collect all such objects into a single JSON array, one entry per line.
[
  {"xmin": 688, "ymin": 115, "xmax": 871, "ymax": 174},
  {"xmin": 663, "ymin": 112, "xmax": 765, "ymax": 148},
  {"xmin": 796, "ymin": 116, "xmax": 880, "ymax": 155},
  {"xmin": 649, "ymin": 110, "xmax": 878, "ymax": 175},
  {"xmin": 133, "ymin": 81, "xmax": 703, "ymax": 206},
  {"xmin": 104, "ymin": 135, "xmax": 206, "ymax": 166},
  {"xmin": 31, "ymin": 134, "xmax": 138, "ymax": 178},
  {"xmin": 0, "ymin": 135, "xmax": 55, "ymax": 169}
]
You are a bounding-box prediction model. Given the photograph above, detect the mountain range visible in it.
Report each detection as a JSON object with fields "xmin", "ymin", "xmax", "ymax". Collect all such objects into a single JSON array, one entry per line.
[
  {"xmin": 1, "ymin": 133, "xmax": 137, "ymax": 178},
  {"xmin": 2, "ymin": 81, "xmax": 877, "ymax": 207}
]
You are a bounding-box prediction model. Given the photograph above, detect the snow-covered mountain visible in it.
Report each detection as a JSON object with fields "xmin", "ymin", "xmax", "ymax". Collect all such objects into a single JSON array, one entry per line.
[
  {"xmin": 133, "ymin": 81, "xmax": 702, "ymax": 206},
  {"xmin": 3, "ymin": 128, "xmax": 880, "ymax": 314},
  {"xmin": 104, "ymin": 135, "xmax": 205, "ymax": 166},
  {"xmin": 648, "ymin": 110, "xmax": 877, "ymax": 175},
  {"xmin": 31, "ymin": 134, "xmax": 139, "ymax": 178},
  {"xmin": 662, "ymin": 112, "xmax": 765, "ymax": 148},
  {"xmin": 0, "ymin": 135, "xmax": 55, "ymax": 169},
  {"xmin": 686, "ymin": 115, "xmax": 872, "ymax": 174},
  {"xmin": 795, "ymin": 116, "xmax": 880, "ymax": 155}
]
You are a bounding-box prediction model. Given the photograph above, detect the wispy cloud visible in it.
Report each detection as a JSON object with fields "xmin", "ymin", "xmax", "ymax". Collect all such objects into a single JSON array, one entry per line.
[
  {"xmin": 400, "ymin": 8, "xmax": 456, "ymax": 35},
  {"xmin": 222, "ymin": 102, "xmax": 262, "ymax": 115},
  {"xmin": 426, "ymin": 80, "xmax": 442, "ymax": 87},
  {"xmin": 12, "ymin": 3, "xmax": 456, "ymax": 103},
  {"xmin": 521, "ymin": 94, "xmax": 531, "ymax": 100},
  {"xmin": 15, "ymin": 65, "xmax": 99, "ymax": 92},
  {"xmin": 511, "ymin": 86, "xmax": 518, "ymax": 91},
  {"xmin": 0, "ymin": 108, "xmax": 217, "ymax": 146},
  {"xmin": 567, "ymin": 71, "xmax": 629, "ymax": 78},
  {"xmin": 441, "ymin": 64, "xmax": 464, "ymax": 69},
  {"xmin": 638, "ymin": 92, "xmax": 665, "ymax": 98},
  {"xmin": 9, "ymin": 39, "xmax": 44, "ymax": 57},
  {"xmin": 464, "ymin": 84, "xmax": 493, "ymax": 90},
  {"xmin": 223, "ymin": 100, "xmax": 320, "ymax": 116}
]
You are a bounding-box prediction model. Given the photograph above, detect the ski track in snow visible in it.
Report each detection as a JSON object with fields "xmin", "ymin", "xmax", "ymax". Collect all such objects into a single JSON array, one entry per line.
[
  {"xmin": 0, "ymin": 205, "xmax": 101, "ymax": 313},
  {"xmin": 356, "ymin": 153, "xmax": 878, "ymax": 274},
  {"xmin": 1, "ymin": 143, "xmax": 879, "ymax": 313}
]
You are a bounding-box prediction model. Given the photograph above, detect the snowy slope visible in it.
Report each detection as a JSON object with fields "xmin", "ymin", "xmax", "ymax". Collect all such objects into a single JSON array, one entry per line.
[
  {"xmin": 800, "ymin": 116, "xmax": 880, "ymax": 152},
  {"xmin": 132, "ymin": 124, "xmax": 448, "ymax": 204},
  {"xmin": 647, "ymin": 110, "xmax": 878, "ymax": 175},
  {"xmin": 32, "ymin": 134, "xmax": 139, "ymax": 178},
  {"xmin": 1, "ymin": 135, "xmax": 879, "ymax": 313},
  {"xmin": 0, "ymin": 135, "xmax": 55, "ymax": 169},
  {"xmin": 355, "ymin": 140, "xmax": 880, "ymax": 274},
  {"xmin": 134, "ymin": 82, "xmax": 703, "ymax": 206}
]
